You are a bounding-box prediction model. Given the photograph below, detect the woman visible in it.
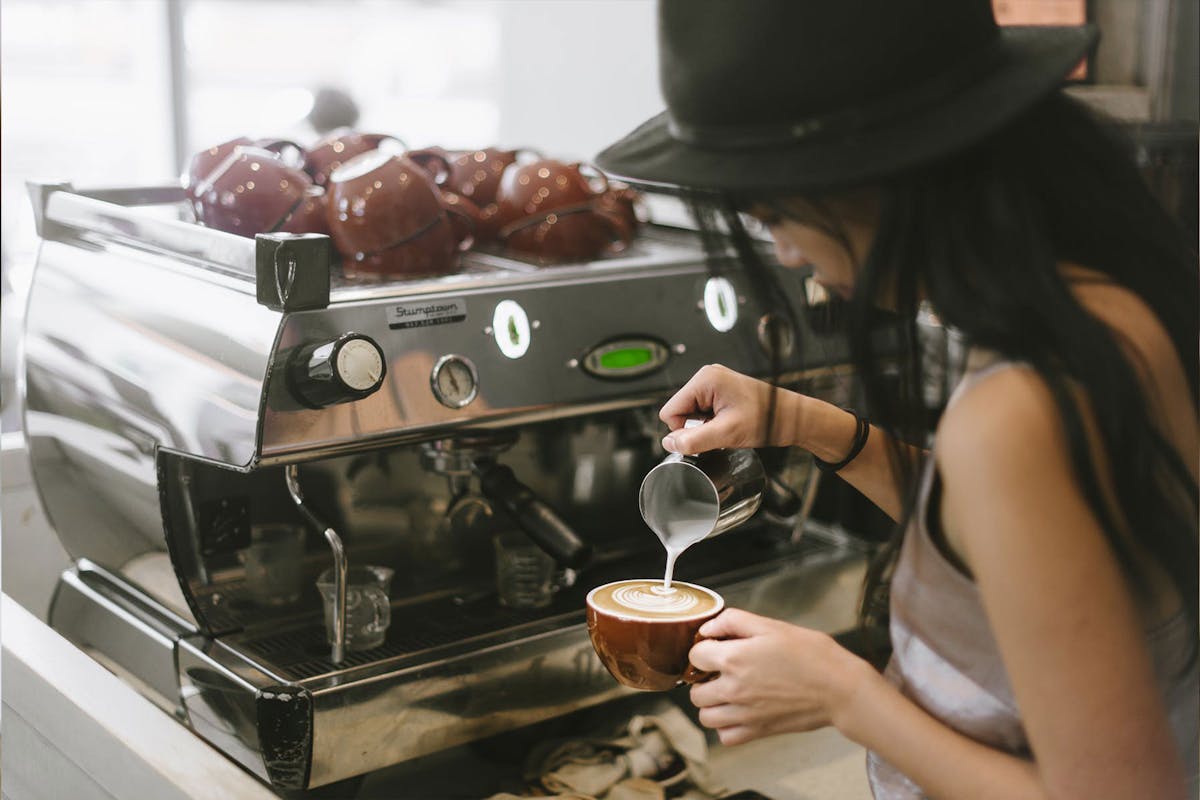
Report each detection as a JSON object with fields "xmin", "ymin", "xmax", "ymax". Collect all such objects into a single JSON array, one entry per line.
[{"xmin": 596, "ymin": 2, "xmax": 1198, "ymax": 798}]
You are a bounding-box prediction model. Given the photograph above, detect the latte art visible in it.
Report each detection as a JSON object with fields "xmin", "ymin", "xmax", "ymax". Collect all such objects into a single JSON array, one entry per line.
[
  {"xmin": 588, "ymin": 579, "xmax": 721, "ymax": 620},
  {"xmin": 613, "ymin": 583, "xmax": 702, "ymax": 614}
]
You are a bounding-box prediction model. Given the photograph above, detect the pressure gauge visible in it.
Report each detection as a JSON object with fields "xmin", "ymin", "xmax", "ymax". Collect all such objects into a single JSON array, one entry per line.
[{"xmin": 431, "ymin": 354, "xmax": 479, "ymax": 409}]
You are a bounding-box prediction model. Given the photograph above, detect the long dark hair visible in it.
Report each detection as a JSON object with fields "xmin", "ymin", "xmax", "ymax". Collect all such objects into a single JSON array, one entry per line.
[{"xmin": 696, "ymin": 91, "xmax": 1199, "ymax": 660}]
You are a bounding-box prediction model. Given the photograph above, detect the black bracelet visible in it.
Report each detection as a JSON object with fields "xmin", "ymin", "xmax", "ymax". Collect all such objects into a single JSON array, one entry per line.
[{"xmin": 813, "ymin": 408, "xmax": 870, "ymax": 473}]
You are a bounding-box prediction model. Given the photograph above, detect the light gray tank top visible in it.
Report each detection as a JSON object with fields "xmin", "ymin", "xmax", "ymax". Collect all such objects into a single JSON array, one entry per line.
[{"xmin": 866, "ymin": 361, "xmax": 1200, "ymax": 799}]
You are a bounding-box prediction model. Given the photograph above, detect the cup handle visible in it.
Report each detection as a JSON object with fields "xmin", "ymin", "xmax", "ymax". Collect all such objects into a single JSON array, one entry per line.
[
  {"xmin": 257, "ymin": 138, "xmax": 306, "ymax": 169},
  {"xmin": 369, "ymin": 586, "xmax": 391, "ymax": 635},
  {"xmin": 407, "ymin": 148, "xmax": 452, "ymax": 186},
  {"xmin": 681, "ymin": 631, "xmax": 718, "ymax": 685},
  {"xmin": 572, "ymin": 161, "xmax": 610, "ymax": 195},
  {"xmin": 592, "ymin": 202, "xmax": 635, "ymax": 254},
  {"xmin": 444, "ymin": 208, "xmax": 475, "ymax": 252}
]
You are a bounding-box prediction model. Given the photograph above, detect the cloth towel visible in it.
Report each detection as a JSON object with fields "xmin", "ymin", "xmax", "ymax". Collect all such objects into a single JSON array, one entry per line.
[{"xmin": 487, "ymin": 701, "xmax": 726, "ymax": 800}]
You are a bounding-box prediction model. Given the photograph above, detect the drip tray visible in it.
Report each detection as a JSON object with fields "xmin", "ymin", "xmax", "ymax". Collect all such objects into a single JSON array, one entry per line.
[
  {"xmin": 227, "ymin": 592, "xmax": 583, "ymax": 683},
  {"xmin": 221, "ymin": 531, "xmax": 829, "ymax": 685}
]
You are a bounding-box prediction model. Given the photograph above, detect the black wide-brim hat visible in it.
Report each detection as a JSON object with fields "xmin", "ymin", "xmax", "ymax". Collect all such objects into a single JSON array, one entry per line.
[{"xmin": 596, "ymin": 0, "xmax": 1098, "ymax": 194}]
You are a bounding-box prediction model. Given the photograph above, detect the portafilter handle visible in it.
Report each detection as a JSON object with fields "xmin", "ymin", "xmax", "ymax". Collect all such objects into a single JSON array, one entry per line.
[
  {"xmin": 284, "ymin": 464, "xmax": 347, "ymax": 664},
  {"xmin": 476, "ymin": 461, "xmax": 592, "ymax": 569}
]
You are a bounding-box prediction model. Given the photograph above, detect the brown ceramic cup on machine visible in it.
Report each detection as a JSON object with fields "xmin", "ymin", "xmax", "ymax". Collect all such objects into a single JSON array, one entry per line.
[
  {"xmin": 304, "ymin": 128, "xmax": 407, "ymax": 187},
  {"xmin": 183, "ymin": 136, "xmax": 303, "ymax": 200},
  {"xmin": 586, "ymin": 578, "xmax": 722, "ymax": 691},
  {"xmin": 405, "ymin": 148, "xmax": 489, "ymax": 246},
  {"xmin": 192, "ymin": 146, "xmax": 317, "ymax": 238},
  {"xmin": 324, "ymin": 149, "xmax": 471, "ymax": 280},
  {"xmin": 494, "ymin": 158, "xmax": 634, "ymax": 262},
  {"xmin": 442, "ymin": 147, "xmax": 540, "ymax": 243},
  {"xmin": 277, "ymin": 186, "xmax": 331, "ymax": 236},
  {"xmin": 494, "ymin": 158, "xmax": 607, "ymax": 227},
  {"xmin": 499, "ymin": 204, "xmax": 632, "ymax": 263}
]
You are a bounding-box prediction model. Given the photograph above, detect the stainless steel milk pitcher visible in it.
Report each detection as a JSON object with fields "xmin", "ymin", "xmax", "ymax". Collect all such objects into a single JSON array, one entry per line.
[{"xmin": 639, "ymin": 419, "xmax": 766, "ymax": 546}]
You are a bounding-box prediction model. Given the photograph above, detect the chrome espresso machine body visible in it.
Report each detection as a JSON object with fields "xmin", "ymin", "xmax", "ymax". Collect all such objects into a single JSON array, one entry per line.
[{"xmin": 20, "ymin": 182, "xmax": 857, "ymax": 791}]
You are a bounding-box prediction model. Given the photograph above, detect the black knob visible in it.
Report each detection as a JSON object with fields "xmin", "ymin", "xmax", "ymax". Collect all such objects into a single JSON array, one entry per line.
[{"xmin": 288, "ymin": 333, "xmax": 386, "ymax": 408}]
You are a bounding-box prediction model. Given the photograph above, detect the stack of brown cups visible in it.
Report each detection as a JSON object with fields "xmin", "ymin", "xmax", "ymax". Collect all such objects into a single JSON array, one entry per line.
[{"xmin": 186, "ymin": 134, "xmax": 643, "ymax": 277}]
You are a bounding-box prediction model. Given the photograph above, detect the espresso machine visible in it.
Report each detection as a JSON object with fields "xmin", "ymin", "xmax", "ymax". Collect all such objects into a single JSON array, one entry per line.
[{"xmin": 19, "ymin": 180, "xmax": 861, "ymax": 792}]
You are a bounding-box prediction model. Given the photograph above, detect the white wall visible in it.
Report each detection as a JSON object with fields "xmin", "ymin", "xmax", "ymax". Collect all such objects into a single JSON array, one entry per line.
[{"xmin": 495, "ymin": 0, "xmax": 663, "ymax": 162}]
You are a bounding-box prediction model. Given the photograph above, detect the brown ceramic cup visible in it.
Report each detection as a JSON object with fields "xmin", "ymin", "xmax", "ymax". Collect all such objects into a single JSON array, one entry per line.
[
  {"xmin": 586, "ymin": 579, "xmax": 722, "ymax": 691},
  {"xmin": 325, "ymin": 149, "xmax": 469, "ymax": 279},
  {"xmin": 595, "ymin": 185, "xmax": 643, "ymax": 235},
  {"xmin": 277, "ymin": 186, "xmax": 331, "ymax": 236},
  {"xmin": 192, "ymin": 146, "xmax": 314, "ymax": 238},
  {"xmin": 441, "ymin": 147, "xmax": 541, "ymax": 243},
  {"xmin": 439, "ymin": 191, "xmax": 481, "ymax": 247},
  {"xmin": 447, "ymin": 147, "xmax": 540, "ymax": 205},
  {"xmin": 304, "ymin": 128, "xmax": 407, "ymax": 187},
  {"xmin": 499, "ymin": 201, "xmax": 632, "ymax": 263},
  {"xmin": 183, "ymin": 136, "xmax": 303, "ymax": 200},
  {"xmin": 494, "ymin": 158, "xmax": 609, "ymax": 233}
]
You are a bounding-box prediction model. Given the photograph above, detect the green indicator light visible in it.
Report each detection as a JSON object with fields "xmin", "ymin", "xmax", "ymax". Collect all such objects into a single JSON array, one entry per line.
[{"xmin": 599, "ymin": 348, "xmax": 653, "ymax": 370}]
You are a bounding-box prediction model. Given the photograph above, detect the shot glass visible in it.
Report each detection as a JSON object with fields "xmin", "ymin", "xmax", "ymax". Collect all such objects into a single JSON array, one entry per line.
[
  {"xmin": 240, "ymin": 524, "xmax": 306, "ymax": 607},
  {"xmin": 493, "ymin": 530, "xmax": 556, "ymax": 609},
  {"xmin": 317, "ymin": 565, "xmax": 393, "ymax": 651}
]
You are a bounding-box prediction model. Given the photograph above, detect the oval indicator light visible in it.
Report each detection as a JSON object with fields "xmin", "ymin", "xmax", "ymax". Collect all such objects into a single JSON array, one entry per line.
[
  {"xmin": 703, "ymin": 276, "xmax": 738, "ymax": 332},
  {"xmin": 492, "ymin": 299, "xmax": 531, "ymax": 359}
]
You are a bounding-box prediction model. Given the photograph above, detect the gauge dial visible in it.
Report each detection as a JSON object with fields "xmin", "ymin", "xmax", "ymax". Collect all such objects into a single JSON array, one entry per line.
[{"xmin": 431, "ymin": 354, "xmax": 479, "ymax": 409}]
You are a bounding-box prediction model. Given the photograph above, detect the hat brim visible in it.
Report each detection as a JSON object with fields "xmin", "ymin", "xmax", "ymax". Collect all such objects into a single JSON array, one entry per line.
[{"xmin": 595, "ymin": 26, "xmax": 1097, "ymax": 194}]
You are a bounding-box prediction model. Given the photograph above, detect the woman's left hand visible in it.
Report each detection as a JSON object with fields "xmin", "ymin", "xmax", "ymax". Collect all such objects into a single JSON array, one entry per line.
[{"xmin": 687, "ymin": 608, "xmax": 876, "ymax": 746}]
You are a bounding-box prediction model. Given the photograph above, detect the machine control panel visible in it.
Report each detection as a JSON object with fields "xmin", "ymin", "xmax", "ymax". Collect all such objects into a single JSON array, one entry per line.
[{"xmin": 288, "ymin": 333, "xmax": 386, "ymax": 408}]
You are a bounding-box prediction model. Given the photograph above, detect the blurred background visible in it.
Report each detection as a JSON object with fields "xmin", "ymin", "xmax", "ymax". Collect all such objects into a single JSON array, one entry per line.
[
  {"xmin": 0, "ymin": 0, "xmax": 666, "ymax": 269},
  {"xmin": 2, "ymin": 0, "xmax": 1195, "ymax": 270}
]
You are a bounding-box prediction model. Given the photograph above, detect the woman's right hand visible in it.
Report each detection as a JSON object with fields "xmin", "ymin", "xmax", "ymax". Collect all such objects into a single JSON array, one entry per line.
[{"xmin": 659, "ymin": 364, "xmax": 795, "ymax": 453}]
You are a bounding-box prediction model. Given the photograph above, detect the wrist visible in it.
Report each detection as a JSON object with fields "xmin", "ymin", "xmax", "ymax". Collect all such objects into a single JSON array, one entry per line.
[
  {"xmin": 795, "ymin": 397, "xmax": 860, "ymax": 463},
  {"xmin": 830, "ymin": 655, "xmax": 891, "ymax": 744},
  {"xmin": 771, "ymin": 386, "xmax": 805, "ymax": 447}
]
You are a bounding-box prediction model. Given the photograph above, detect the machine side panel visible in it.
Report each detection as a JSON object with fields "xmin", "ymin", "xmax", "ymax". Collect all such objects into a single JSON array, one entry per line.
[{"xmin": 22, "ymin": 238, "xmax": 279, "ymax": 623}]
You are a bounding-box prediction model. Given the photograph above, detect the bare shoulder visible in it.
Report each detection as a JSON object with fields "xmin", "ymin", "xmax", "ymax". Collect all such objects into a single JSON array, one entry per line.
[
  {"xmin": 933, "ymin": 365, "xmax": 1083, "ymax": 567},
  {"xmin": 935, "ymin": 364, "xmax": 1061, "ymax": 476}
]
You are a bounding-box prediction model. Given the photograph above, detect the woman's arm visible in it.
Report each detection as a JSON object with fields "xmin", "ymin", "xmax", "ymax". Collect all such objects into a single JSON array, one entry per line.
[
  {"xmin": 790, "ymin": 393, "xmax": 923, "ymax": 521},
  {"xmin": 658, "ymin": 364, "xmax": 922, "ymax": 520},
  {"xmin": 932, "ymin": 367, "xmax": 1187, "ymax": 799}
]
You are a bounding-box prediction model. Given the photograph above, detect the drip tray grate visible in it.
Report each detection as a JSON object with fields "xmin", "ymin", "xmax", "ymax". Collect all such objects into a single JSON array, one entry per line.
[{"xmin": 236, "ymin": 597, "xmax": 576, "ymax": 682}]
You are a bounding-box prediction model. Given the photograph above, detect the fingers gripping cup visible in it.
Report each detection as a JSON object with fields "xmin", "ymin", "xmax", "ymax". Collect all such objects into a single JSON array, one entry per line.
[{"xmin": 586, "ymin": 579, "xmax": 722, "ymax": 691}]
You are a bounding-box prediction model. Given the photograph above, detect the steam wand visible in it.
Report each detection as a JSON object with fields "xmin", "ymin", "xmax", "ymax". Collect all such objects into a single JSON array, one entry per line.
[{"xmin": 285, "ymin": 464, "xmax": 347, "ymax": 664}]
